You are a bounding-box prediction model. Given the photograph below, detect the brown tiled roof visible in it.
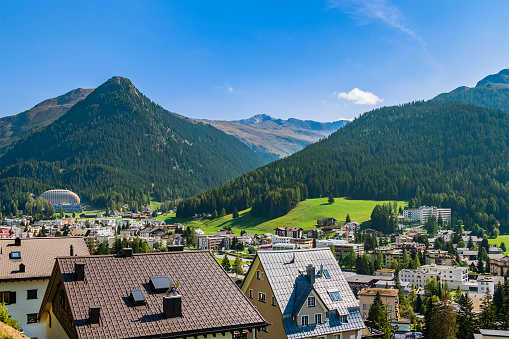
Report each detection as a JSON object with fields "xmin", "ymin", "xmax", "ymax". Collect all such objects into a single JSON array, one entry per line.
[
  {"xmin": 40, "ymin": 251, "xmax": 267, "ymax": 339},
  {"xmin": 0, "ymin": 237, "xmax": 89, "ymax": 282},
  {"xmin": 358, "ymin": 288, "xmax": 399, "ymax": 297}
]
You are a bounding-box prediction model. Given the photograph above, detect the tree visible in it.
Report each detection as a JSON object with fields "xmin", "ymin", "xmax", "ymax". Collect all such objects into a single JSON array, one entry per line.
[
  {"xmin": 212, "ymin": 209, "xmax": 218, "ymax": 218},
  {"xmin": 376, "ymin": 305, "xmax": 394, "ymax": 339},
  {"xmin": 457, "ymin": 292, "xmax": 478, "ymax": 339},
  {"xmin": 232, "ymin": 207, "xmax": 239, "ymax": 219},
  {"xmin": 425, "ymin": 216, "xmax": 438, "ymax": 236},
  {"xmin": 346, "ymin": 213, "xmax": 351, "ymax": 224},
  {"xmin": 453, "ymin": 285, "xmax": 463, "ymax": 303},
  {"xmin": 328, "ymin": 193, "xmax": 335, "ymax": 204},
  {"xmin": 424, "ymin": 295, "xmax": 457, "ymax": 339},
  {"xmin": 141, "ymin": 241, "xmax": 150, "ymax": 253},
  {"xmin": 0, "ymin": 302, "xmax": 20, "ymax": 330},
  {"xmin": 367, "ymin": 291, "xmax": 385, "ymax": 328},
  {"xmin": 220, "ymin": 208, "xmax": 226, "ymax": 217},
  {"xmin": 312, "ymin": 238, "xmax": 317, "ymax": 248},
  {"xmin": 344, "ymin": 247, "xmax": 356, "ymax": 270},
  {"xmin": 232, "ymin": 255, "xmax": 243, "ymax": 275},
  {"xmin": 479, "ymin": 288, "xmax": 498, "ymax": 330},
  {"xmin": 501, "ymin": 242, "xmax": 507, "ymax": 252},
  {"xmin": 221, "ymin": 254, "xmax": 231, "ymax": 271},
  {"xmin": 329, "ymin": 244, "xmax": 337, "ymax": 261},
  {"xmin": 374, "ymin": 251, "xmax": 384, "ymax": 270}
]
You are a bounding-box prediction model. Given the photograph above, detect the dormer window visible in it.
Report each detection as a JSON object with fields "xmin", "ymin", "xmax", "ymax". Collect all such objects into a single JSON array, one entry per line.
[
  {"xmin": 307, "ymin": 296, "xmax": 315, "ymax": 307},
  {"xmin": 9, "ymin": 252, "xmax": 21, "ymax": 259}
]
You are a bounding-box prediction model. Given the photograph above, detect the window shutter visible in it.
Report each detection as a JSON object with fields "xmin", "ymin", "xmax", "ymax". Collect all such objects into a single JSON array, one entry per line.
[{"xmin": 10, "ymin": 291, "xmax": 16, "ymax": 304}]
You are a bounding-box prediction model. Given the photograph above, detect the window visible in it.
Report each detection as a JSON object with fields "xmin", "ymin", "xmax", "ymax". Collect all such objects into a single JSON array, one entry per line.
[
  {"xmin": 60, "ymin": 289, "xmax": 66, "ymax": 308},
  {"xmin": 363, "ymin": 304, "xmax": 366, "ymax": 310},
  {"xmin": 9, "ymin": 251, "xmax": 21, "ymax": 259},
  {"xmin": 333, "ymin": 335, "xmax": 341, "ymax": 339},
  {"xmin": 271, "ymin": 295, "xmax": 277, "ymax": 306},
  {"xmin": 307, "ymin": 296, "xmax": 316, "ymax": 307},
  {"xmin": 301, "ymin": 315, "xmax": 309, "ymax": 326},
  {"xmin": 249, "ymin": 289, "xmax": 253, "ymax": 299},
  {"xmin": 315, "ymin": 313, "xmax": 322, "ymax": 324},
  {"xmin": 323, "ymin": 269, "xmax": 331, "ymax": 279},
  {"xmin": 27, "ymin": 313, "xmax": 38, "ymax": 324},
  {"xmin": 329, "ymin": 291, "xmax": 342, "ymax": 301},
  {"xmin": 363, "ymin": 312, "xmax": 367, "ymax": 318},
  {"xmin": 256, "ymin": 271, "xmax": 264, "ymax": 280},
  {"xmin": 388, "ymin": 305, "xmax": 392, "ymax": 312},
  {"xmin": 388, "ymin": 313, "xmax": 392, "ymax": 320},
  {"xmin": 258, "ymin": 292, "xmax": 266, "ymax": 303},
  {"xmin": 27, "ymin": 289, "xmax": 38, "ymax": 300}
]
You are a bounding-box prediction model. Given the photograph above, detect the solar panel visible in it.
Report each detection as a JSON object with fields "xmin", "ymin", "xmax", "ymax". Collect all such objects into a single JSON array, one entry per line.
[
  {"xmin": 149, "ymin": 276, "xmax": 171, "ymax": 293},
  {"xmin": 130, "ymin": 288, "xmax": 146, "ymax": 306}
]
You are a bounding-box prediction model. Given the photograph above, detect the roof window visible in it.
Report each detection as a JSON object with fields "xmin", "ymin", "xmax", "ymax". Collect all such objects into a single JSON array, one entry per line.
[
  {"xmin": 130, "ymin": 288, "xmax": 146, "ymax": 306},
  {"xmin": 323, "ymin": 269, "xmax": 331, "ymax": 279},
  {"xmin": 9, "ymin": 251, "xmax": 21, "ymax": 259},
  {"xmin": 149, "ymin": 276, "xmax": 171, "ymax": 294},
  {"xmin": 329, "ymin": 291, "xmax": 342, "ymax": 301}
]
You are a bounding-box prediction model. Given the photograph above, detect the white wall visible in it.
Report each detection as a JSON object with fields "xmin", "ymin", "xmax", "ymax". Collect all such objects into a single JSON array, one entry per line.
[{"xmin": 0, "ymin": 278, "xmax": 49, "ymax": 339}]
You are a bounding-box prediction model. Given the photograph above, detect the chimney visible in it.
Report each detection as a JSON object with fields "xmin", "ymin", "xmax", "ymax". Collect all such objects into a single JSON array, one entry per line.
[
  {"xmin": 306, "ymin": 264, "xmax": 315, "ymax": 285},
  {"xmin": 320, "ymin": 264, "xmax": 323, "ymax": 277},
  {"xmin": 14, "ymin": 237, "xmax": 21, "ymax": 246},
  {"xmin": 89, "ymin": 306, "xmax": 101, "ymax": 327},
  {"xmin": 19, "ymin": 263, "xmax": 25, "ymax": 273},
  {"xmin": 70, "ymin": 245, "xmax": 74, "ymax": 256},
  {"xmin": 75, "ymin": 262, "xmax": 85, "ymax": 281},
  {"xmin": 167, "ymin": 245, "xmax": 184, "ymax": 252},
  {"xmin": 163, "ymin": 294, "xmax": 182, "ymax": 318},
  {"xmin": 123, "ymin": 248, "xmax": 133, "ymax": 257}
]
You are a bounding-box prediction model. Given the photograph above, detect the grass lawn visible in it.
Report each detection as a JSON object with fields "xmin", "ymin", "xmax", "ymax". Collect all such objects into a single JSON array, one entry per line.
[
  {"xmin": 156, "ymin": 197, "xmax": 406, "ymax": 235},
  {"xmin": 488, "ymin": 234, "xmax": 509, "ymax": 255},
  {"xmin": 215, "ymin": 258, "xmax": 249, "ymax": 265},
  {"xmin": 150, "ymin": 197, "xmax": 161, "ymax": 210}
]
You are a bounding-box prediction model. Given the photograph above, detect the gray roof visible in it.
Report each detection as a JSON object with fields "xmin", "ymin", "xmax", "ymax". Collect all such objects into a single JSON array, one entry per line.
[
  {"xmin": 479, "ymin": 329, "xmax": 509, "ymax": 337},
  {"xmin": 0, "ymin": 237, "xmax": 89, "ymax": 281},
  {"xmin": 257, "ymin": 248, "xmax": 365, "ymax": 339}
]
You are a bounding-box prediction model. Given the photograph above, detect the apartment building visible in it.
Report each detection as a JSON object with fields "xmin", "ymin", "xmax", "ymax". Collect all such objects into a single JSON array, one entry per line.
[
  {"xmin": 403, "ymin": 206, "xmax": 451, "ymax": 223},
  {"xmin": 399, "ymin": 264, "xmax": 468, "ymax": 289},
  {"xmin": 358, "ymin": 288, "xmax": 399, "ymax": 321}
]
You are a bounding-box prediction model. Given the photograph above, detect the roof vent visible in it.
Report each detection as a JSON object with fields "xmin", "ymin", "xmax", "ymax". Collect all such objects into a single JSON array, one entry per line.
[
  {"xmin": 89, "ymin": 305, "xmax": 101, "ymax": 327},
  {"xmin": 75, "ymin": 262, "xmax": 85, "ymax": 281},
  {"xmin": 306, "ymin": 264, "xmax": 315, "ymax": 285},
  {"xmin": 123, "ymin": 248, "xmax": 133, "ymax": 257},
  {"xmin": 14, "ymin": 237, "xmax": 21, "ymax": 246},
  {"xmin": 19, "ymin": 263, "xmax": 25, "ymax": 273},
  {"xmin": 130, "ymin": 288, "xmax": 146, "ymax": 306},
  {"xmin": 167, "ymin": 245, "xmax": 184, "ymax": 252},
  {"xmin": 150, "ymin": 276, "xmax": 171, "ymax": 294}
]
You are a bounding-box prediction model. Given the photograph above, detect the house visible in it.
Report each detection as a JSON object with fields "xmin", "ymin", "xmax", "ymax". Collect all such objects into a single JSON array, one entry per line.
[
  {"xmin": 490, "ymin": 255, "xmax": 509, "ymax": 276},
  {"xmin": 241, "ymin": 248, "xmax": 365, "ymax": 339},
  {"xmin": 274, "ymin": 227, "xmax": 303, "ymax": 239},
  {"xmin": 38, "ymin": 250, "xmax": 268, "ymax": 339},
  {"xmin": 358, "ymin": 288, "xmax": 399, "ymax": 320},
  {"xmin": 399, "ymin": 264, "xmax": 468, "ymax": 289},
  {"xmin": 0, "ymin": 237, "xmax": 89, "ymax": 339},
  {"xmin": 317, "ymin": 218, "xmax": 337, "ymax": 227}
]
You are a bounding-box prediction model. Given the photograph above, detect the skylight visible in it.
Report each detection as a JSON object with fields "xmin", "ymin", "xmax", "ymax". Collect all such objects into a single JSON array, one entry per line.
[
  {"xmin": 323, "ymin": 269, "xmax": 331, "ymax": 279},
  {"xmin": 329, "ymin": 291, "xmax": 342, "ymax": 301},
  {"xmin": 9, "ymin": 251, "xmax": 21, "ymax": 259},
  {"xmin": 130, "ymin": 288, "xmax": 146, "ymax": 306},
  {"xmin": 149, "ymin": 276, "xmax": 171, "ymax": 294}
]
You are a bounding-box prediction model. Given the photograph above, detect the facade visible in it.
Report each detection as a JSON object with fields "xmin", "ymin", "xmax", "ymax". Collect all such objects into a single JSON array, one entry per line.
[
  {"xmin": 241, "ymin": 248, "xmax": 365, "ymax": 339},
  {"xmin": 38, "ymin": 250, "xmax": 268, "ymax": 339},
  {"xmin": 399, "ymin": 264, "xmax": 468, "ymax": 289},
  {"xmin": 40, "ymin": 189, "xmax": 82, "ymax": 212},
  {"xmin": 403, "ymin": 206, "xmax": 451, "ymax": 223},
  {"xmin": 425, "ymin": 249, "xmax": 455, "ymax": 266},
  {"xmin": 490, "ymin": 255, "xmax": 509, "ymax": 276},
  {"xmin": 474, "ymin": 329, "xmax": 509, "ymax": 339},
  {"xmin": 291, "ymin": 237, "xmax": 313, "ymax": 249},
  {"xmin": 358, "ymin": 288, "xmax": 399, "ymax": 320},
  {"xmin": 317, "ymin": 241, "xmax": 365, "ymax": 260},
  {"xmin": 0, "ymin": 237, "xmax": 89, "ymax": 339},
  {"xmin": 274, "ymin": 227, "xmax": 303, "ymax": 239}
]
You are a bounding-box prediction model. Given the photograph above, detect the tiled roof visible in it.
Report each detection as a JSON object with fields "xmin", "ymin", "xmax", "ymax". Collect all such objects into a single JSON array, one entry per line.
[
  {"xmin": 41, "ymin": 251, "xmax": 267, "ymax": 339},
  {"xmin": 257, "ymin": 248, "xmax": 365, "ymax": 339},
  {"xmin": 0, "ymin": 237, "xmax": 89, "ymax": 281},
  {"xmin": 358, "ymin": 288, "xmax": 399, "ymax": 297}
]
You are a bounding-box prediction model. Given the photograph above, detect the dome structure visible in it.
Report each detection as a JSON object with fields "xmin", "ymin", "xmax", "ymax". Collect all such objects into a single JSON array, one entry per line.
[{"xmin": 40, "ymin": 189, "xmax": 80, "ymax": 205}]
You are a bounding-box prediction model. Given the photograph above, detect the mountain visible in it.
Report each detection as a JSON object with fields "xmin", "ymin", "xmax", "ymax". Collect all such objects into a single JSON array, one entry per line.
[
  {"xmin": 433, "ymin": 69, "xmax": 509, "ymax": 112},
  {"xmin": 0, "ymin": 77, "xmax": 265, "ymax": 212},
  {"xmin": 177, "ymin": 100, "xmax": 509, "ymax": 235},
  {"xmin": 0, "ymin": 88, "xmax": 93, "ymax": 153},
  {"xmin": 199, "ymin": 114, "xmax": 349, "ymax": 160}
]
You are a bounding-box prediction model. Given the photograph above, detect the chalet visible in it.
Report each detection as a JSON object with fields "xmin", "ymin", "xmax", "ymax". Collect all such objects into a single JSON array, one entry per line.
[
  {"xmin": 274, "ymin": 227, "xmax": 303, "ymax": 239},
  {"xmin": 38, "ymin": 250, "xmax": 268, "ymax": 339},
  {"xmin": 317, "ymin": 218, "xmax": 337, "ymax": 227}
]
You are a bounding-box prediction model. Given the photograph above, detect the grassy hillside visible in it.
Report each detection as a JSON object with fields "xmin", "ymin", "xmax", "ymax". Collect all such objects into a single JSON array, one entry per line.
[
  {"xmin": 488, "ymin": 235, "xmax": 509, "ymax": 255},
  {"xmin": 161, "ymin": 197, "xmax": 406, "ymax": 235}
]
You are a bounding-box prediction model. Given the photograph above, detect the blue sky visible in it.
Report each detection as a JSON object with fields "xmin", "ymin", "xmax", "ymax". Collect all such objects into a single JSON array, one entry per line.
[{"xmin": 1, "ymin": 1, "xmax": 508, "ymax": 122}]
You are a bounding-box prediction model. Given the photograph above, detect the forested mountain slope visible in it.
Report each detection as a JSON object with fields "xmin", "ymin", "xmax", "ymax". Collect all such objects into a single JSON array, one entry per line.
[
  {"xmin": 177, "ymin": 101, "xmax": 509, "ymax": 234},
  {"xmin": 0, "ymin": 77, "xmax": 265, "ymax": 213},
  {"xmin": 200, "ymin": 114, "xmax": 349, "ymax": 161},
  {"xmin": 0, "ymin": 88, "xmax": 93, "ymax": 153},
  {"xmin": 433, "ymin": 69, "xmax": 509, "ymax": 112}
]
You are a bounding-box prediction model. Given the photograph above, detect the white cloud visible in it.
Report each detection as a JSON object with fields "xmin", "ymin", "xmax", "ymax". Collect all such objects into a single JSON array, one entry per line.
[
  {"xmin": 225, "ymin": 83, "xmax": 234, "ymax": 92},
  {"xmin": 336, "ymin": 88, "xmax": 383, "ymax": 105}
]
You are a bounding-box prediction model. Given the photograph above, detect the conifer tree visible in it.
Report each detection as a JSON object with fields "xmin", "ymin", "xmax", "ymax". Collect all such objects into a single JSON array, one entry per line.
[
  {"xmin": 457, "ymin": 292, "xmax": 479, "ymax": 339},
  {"xmin": 328, "ymin": 193, "xmax": 335, "ymax": 204},
  {"xmin": 220, "ymin": 207, "xmax": 226, "ymax": 217},
  {"xmin": 221, "ymin": 254, "xmax": 231, "ymax": 271},
  {"xmin": 453, "ymin": 285, "xmax": 463, "ymax": 303},
  {"xmin": 232, "ymin": 255, "xmax": 243, "ymax": 275},
  {"xmin": 479, "ymin": 288, "xmax": 498, "ymax": 330},
  {"xmin": 375, "ymin": 305, "xmax": 394, "ymax": 339},
  {"xmin": 346, "ymin": 213, "xmax": 351, "ymax": 223},
  {"xmin": 232, "ymin": 207, "xmax": 239, "ymax": 219},
  {"xmin": 367, "ymin": 291, "xmax": 384, "ymax": 328}
]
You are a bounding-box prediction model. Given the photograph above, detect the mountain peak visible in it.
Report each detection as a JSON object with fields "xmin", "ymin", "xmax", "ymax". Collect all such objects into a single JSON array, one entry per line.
[
  {"xmin": 475, "ymin": 68, "xmax": 509, "ymax": 89},
  {"xmin": 232, "ymin": 114, "xmax": 277, "ymax": 125}
]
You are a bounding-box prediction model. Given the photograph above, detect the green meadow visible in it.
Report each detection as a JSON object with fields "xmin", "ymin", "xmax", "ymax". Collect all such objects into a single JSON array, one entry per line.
[{"xmin": 488, "ymin": 234, "xmax": 509, "ymax": 255}]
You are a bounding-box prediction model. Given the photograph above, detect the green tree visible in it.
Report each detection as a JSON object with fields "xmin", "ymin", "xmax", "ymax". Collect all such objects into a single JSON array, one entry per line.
[
  {"xmin": 0, "ymin": 302, "xmax": 20, "ymax": 330},
  {"xmin": 344, "ymin": 247, "xmax": 356, "ymax": 270},
  {"xmin": 221, "ymin": 254, "xmax": 231, "ymax": 271},
  {"xmin": 329, "ymin": 244, "xmax": 337, "ymax": 261},
  {"xmin": 232, "ymin": 255, "xmax": 243, "ymax": 275},
  {"xmin": 232, "ymin": 207, "xmax": 239, "ymax": 219},
  {"xmin": 500, "ymin": 242, "xmax": 506, "ymax": 252},
  {"xmin": 328, "ymin": 193, "xmax": 335, "ymax": 204},
  {"xmin": 374, "ymin": 251, "xmax": 384, "ymax": 270},
  {"xmin": 220, "ymin": 208, "xmax": 226, "ymax": 217},
  {"xmin": 479, "ymin": 288, "xmax": 498, "ymax": 330},
  {"xmin": 425, "ymin": 216, "xmax": 438, "ymax": 236},
  {"xmin": 346, "ymin": 213, "xmax": 351, "ymax": 224},
  {"xmin": 367, "ymin": 291, "xmax": 385, "ymax": 328},
  {"xmin": 141, "ymin": 241, "xmax": 150, "ymax": 253},
  {"xmin": 453, "ymin": 285, "xmax": 463, "ymax": 303},
  {"xmin": 376, "ymin": 305, "xmax": 394, "ymax": 339},
  {"xmin": 457, "ymin": 292, "xmax": 478, "ymax": 339}
]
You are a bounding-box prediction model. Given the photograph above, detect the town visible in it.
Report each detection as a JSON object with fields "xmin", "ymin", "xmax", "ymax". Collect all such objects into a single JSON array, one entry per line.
[{"xmin": 1, "ymin": 189, "xmax": 508, "ymax": 339}]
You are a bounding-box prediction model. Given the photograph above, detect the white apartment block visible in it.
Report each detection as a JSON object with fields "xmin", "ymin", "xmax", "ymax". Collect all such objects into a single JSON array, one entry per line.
[
  {"xmin": 403, "ymin": 206, "xmax": 451, "ymax": 223},
  {"xmin": 399, "ymin": 264, "xmax": 468, "ymax": 289}
]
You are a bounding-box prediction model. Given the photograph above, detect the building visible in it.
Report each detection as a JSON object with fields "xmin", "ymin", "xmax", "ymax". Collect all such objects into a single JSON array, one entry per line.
[
  {"xmin": 38, "ymin": 250, "xmax": 268, "ymax": 339},
  {"xmin": 358, "ymin": 288, "xmax": 399, "ymax": 320},
  {"xmin": 317, "ymin": 218, "xmax": 337, "ymax": 227},
  {"xmin": 425, "ymin": 249, "xmax": 455, "ymax": 266},
  {"xmin": 474, "ymin": 329, "xmax": 509, "ymax": 339},
  {"xmin": 399, "ymin": 264, "xmax": 468, "ymax": 289},
  {"xmin": 0, "ymin": 237, "xmax": 89, "ymax": 339},
  {"xmin": 403, "ymin": 206, "xmax": 451, "ymax": 223},
  {"xmin": 40, "ymin": 189, "xmax": 82, "ymax": 213},
  {"xmin": 291, "ymin": 237, "xmax": 313, "ymax": 249},
  {"xmin": 317, "ymin": 241, "xmax": 365, "ymax": 260},
  {"xmin": 490, "ymin": 255, "xmax": 509, "ymax": 276},
  {"xmin": 241, "ymin": 248, "xmax": 365, "ymax": 339},
  {"xmin": 274, "ymin": 227, "xmax": 303, "ymax": 239}
]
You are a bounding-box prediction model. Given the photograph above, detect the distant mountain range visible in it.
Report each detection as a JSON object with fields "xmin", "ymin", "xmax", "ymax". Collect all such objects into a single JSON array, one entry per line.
[
  {"xmin": 200, "ymin": 114, "xmax": 349, "ymax": 161},
  {"xmin": 433, "ymin": 69, "xmax": 509, "ymax": 112},
  {"xmin": 0, "ymin": 77, "xmax": 265, "ymax": 211},
  {"xmin": 0, "ymin": 88, "xmax": 93, "ymax": 153},
  {"xmin": 177, "ymin": 69, "xmax": 509, "ymax": 237}
]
